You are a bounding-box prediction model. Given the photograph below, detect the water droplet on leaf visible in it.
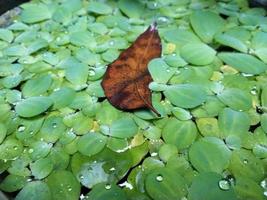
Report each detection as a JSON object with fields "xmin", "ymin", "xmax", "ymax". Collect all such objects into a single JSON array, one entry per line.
[
  {"xmin": 156, "ymin": 175, "xmax": 163, "ymax": 182},
  {"xmin": 218, "ymin": 179, "xmax": 230, "ymax": 191},
  {"xmin": 105, "ymin": 183, "xmax": 111, "ymax": 190},
  {"xmin": 18, "ymin": 125, "xmax": 26, "ymax": 132}
]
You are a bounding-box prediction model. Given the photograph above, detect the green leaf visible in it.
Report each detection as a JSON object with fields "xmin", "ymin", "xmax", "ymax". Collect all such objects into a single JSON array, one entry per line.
[
  {"xmin": 148, "ymin": 58, "xmax": 175, "ymax": 84},
  {"xmin": 46, "ymin": 170, "xmax": 80, "ymax": 200},
  {"xmin": 188, "ymin": 172, "xmax": 237, "ymax": 200},
  {"xmin": 0, "ymin": 29, "xmax": 14, "ymax": 43},
  {"xmin": 77, "ymin": 132, "xmax": 107, "ymax": 156},
  {"xmin": 180, "ymin": 43, "xmax": 216, "ymax": 65},
  {"xmin": 40, "ymin": 116, "xmax": 66, "ymax": 143},
  {"xmin": 196, "ymin": 118, "xmax": 221, "ymax": 137},
  {"xmin": 50, "ymin": 87, "xmax": 76, "ymax": 109},
  {"xmin": 77, "ymin": 162, "xmax": 109, "ymax": 188},
  {"xmin": 118, "ymin": 0, "xmax": 144, "ymax": 18},
  {"xmin": 22, "ymin": 74, "xmax": 52, "ymax": 97},
  {"xmin": 85, "ymin": 183, "xmax": 127, "ymax": 200},
  {"xmin": 145, "ymin": 167, "xmax": 187, "ymax": 200},
  {"xmin": 162, "ymin": 118, "xmax": 197, "ymax": 150},
  {"xmin": 88, "ymin": 2, "xmax": 112, "ymax": 15},
  {"xmin": 217, "ymin": 88, "xmax": 252, "ymax": 111},
  {"xmin": 215, "ymin": 33, "xmax": 248, "ymax": 53},
  {"xmin": 27, "ymin": 38, "xmax": 48, "ymax": 54},
  {"xmin": 164, "ymin": 84, "xmax": 207, "ymax": 108},
  {"xmin": 1, "ymin": 75, "xmax": 22, "ymax": 89},
  {"xmin": 0, "ymin": 138, "xmax": 23, "ymax": 160},
  {"xmin": 234, "ymin": 177, "xmax": 265, "ymax": 200},
  {"xmin": 261, "ymin": 113, "xmax": 267, "ymax": 133},
  {"xmin": 65, "ymin": 62, "xmax": 89, "ymax": 85},
  {"xmin": 109, "ymin": 117, "xmax": 138, "ymax": 138},
  {"xmin": 15, "ymin": 181, "xmax": 52, "ymax": 200},
  {"xmin": 163, "ymin": 29, "xmax": 201, "ymax": 47},
  {"xmin": 4, "ymin": 45, "xmax": 27, "ymax": 57},
  {"xmin": 251, "ymin": 31, "xmax": 267, "ymax": 49},
  {"xmin": 69, "ymin": 31, "xmax": 96, "ymax": 49},
  {"xmin": 229, "ymin": 149, "xmax": 265, "ymax": 182},
  {"xmin": 30, "ymin": 157, "xmax": 53, "ymax": 179},
  {"xmin": 261, "ymin": 86, "xmax": 267, "ymax": 108},
  {"xmin": 20, "ymin": 4, "xmax": 52, "ymax": 23},
  {"xmin": 190, "ymin": 10, "xmax": 225, "ymax": 43},
  {"xmin": 189, "ymin": 137, "xmax": 231, "ymax": 173},
  {"xmin": 15, "ymin": 97, "xmax": 53, "ymax": 118},
  {"xmin": 218, "ymin": 53, "xmax": 267, "ymax": 75},
  {"xmin": 0, "ymin": 174, "xmax": 27, "ymax": 192},
  {"xmin": 255, "ymin": 48, "xmax": 267, "ymax": 63},
  {"xmin": 218, "ymin": 108, "xmax": 250, "ymax": 138},
  {"xmin": 28, "ymin": 141, "xmax": 52, "ymax": 161},
  {"xmin": 0, "ymin": 123, "xmax": 7, "ymax": 143}
]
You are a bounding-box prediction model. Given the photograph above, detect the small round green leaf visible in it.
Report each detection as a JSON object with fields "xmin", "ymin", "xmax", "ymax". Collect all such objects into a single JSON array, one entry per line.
[
  {"xmin": 85, "ymin": 183, "xmax": 127, "ymax": 200},
  {"xmin": 218, "ymin": 53, "xmax": 267, "ymax": 75},
  {"xmin": 162, "ymin": 118, "xmax": 197, "ymax": 150},
  {"xmin": 145, "ymin": 167, "xmax": 187, "ymax": 200},
  {"xmin": 180, "ymin": 43, "xmax": 216, "ymax": 65},
  {"xmin": 109, "ymin": 117, "xmax": 138, "ymax": 138},
  {"xmin": 15, "ymin": 181, "xmax": 52, "ymax": 200},
  {"xmin": 30, "ymin": 157, "xmax": 53, "ymax": 179},
  {"xmin": 189, "ymin": 137, "xmax": 231, "ymax": 173},
  {"xmin": 77, "ymin": 132, "xmax": 107, "ymax": 156},
  {"xmin": 188, "ymin": 172, "xmax": 237, "ymax": 200},
  {"xmin": 46, "ymin": 170, "xmax": 80, "ymax": 200},
  {"xmin": 15, "ymin": 97, "xmax": 53, "ymax": 118},
  {"xmin": 190, "ymin": 10, "xmax": 225, "ymax": 43},
  {"xmin": 217, "ymin": 88, "xmax": 252, "ymax": 111},
  {"xmin": 164, "ymin": 84, "xmax": 207, "ymax": 108},
  {"xmin": 88, "ymin": 2, "xmax": 112, "ymax": 15}
]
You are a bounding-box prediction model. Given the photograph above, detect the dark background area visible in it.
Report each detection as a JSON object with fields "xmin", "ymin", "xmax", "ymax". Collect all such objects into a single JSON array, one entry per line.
[
  {"xmin": 0, "ymin": 0, "xmax": 267, "ymax": 15},
  {"xmin": 0, "ymin": 0, "xmax": 29, "ymax": 15}
]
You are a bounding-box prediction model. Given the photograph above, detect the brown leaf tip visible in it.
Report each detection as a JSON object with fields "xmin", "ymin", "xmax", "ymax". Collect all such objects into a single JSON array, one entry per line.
[{"xmin": 149, "ymin": 21, "xmax": 158, "ymax": 31}]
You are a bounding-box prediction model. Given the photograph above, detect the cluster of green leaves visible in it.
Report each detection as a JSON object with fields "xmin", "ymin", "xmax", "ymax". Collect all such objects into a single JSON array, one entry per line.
[{"xmin": 0, "ymin": 0, "xmax": 267, "ymax": 199}]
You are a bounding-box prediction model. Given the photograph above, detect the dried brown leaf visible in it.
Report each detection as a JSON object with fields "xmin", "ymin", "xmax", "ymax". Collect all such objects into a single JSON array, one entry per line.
[{"xmin": 101, "ymin": 23, "xmax": 162, "ymax": 116}]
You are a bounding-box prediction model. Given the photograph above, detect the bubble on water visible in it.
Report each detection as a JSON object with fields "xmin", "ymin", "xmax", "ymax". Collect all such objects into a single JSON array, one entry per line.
[
  {"xmin": 166, "ymin": 69, "xmax": 170, "ymax": 73},
  {"xmin": 105, "ymin": 183, "xmax": 111, "ymax": 190},
  {"xmin": 218, "ymin": 179, "xmax": 230, "ymax": 191},
  {"xmin": 18, "ymin": 125, "xmax": 26, "ymax": 132},
  {"xmin": 156, "ymin": 175, "xmax": 163, "ymax": 182},
  {"xmin": 13, "ymin": 146, "xmax": 18, "ymax": 150},
  {"xmin": 243, "ymin": 159, "xmax": 248, "ymax": 164}
]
